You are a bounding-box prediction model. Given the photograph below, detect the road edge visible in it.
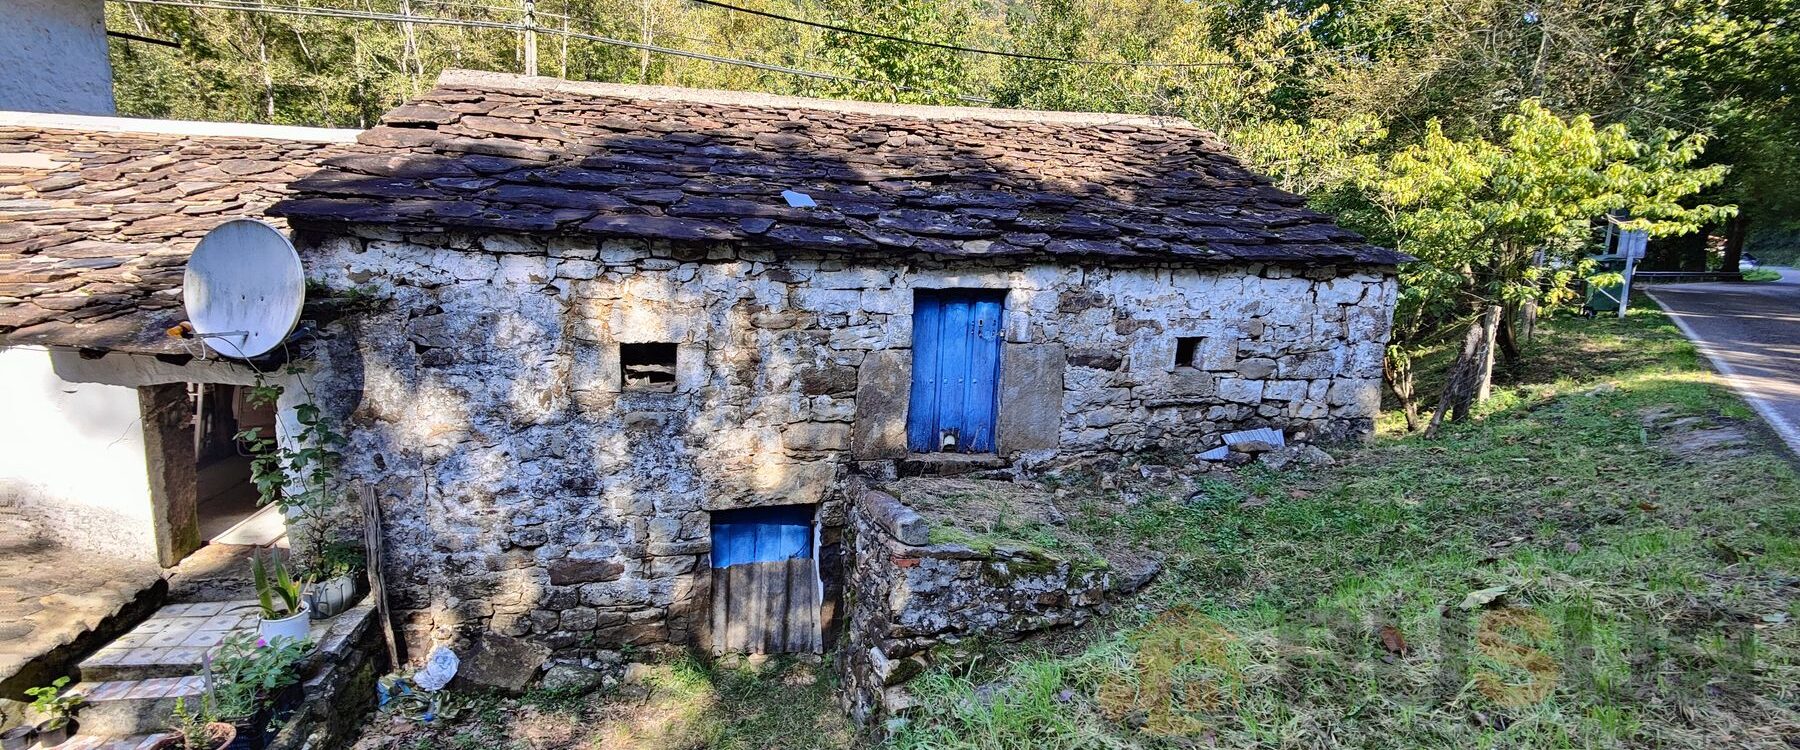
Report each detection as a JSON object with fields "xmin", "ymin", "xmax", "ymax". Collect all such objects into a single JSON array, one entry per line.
[{"xmin": 1646, "ymin": 288, "xmax": 1800, "ymax": 459}]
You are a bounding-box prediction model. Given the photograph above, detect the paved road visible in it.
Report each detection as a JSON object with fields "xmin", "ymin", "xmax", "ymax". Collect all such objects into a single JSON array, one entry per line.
[{"xmin": 1647, "ymin": 267, "xmax": 1800, "ymax": 456}]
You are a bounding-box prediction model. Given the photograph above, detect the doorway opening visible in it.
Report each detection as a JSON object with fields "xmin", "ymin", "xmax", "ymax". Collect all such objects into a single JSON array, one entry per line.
[
  {"xmin": 709, "ymin": 504, "xmax": 821, "ymax": 654},
  {"xmin": 191, "ymin": 384, "xmax": 283, "ymax": 547}
]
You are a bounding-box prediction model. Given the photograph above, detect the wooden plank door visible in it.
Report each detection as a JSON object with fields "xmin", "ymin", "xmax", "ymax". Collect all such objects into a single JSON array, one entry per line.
[
  {"xmin": 710, "ymin": 506, "xmax": 821, "ymax": 654},
  {"xmin": 907, "ymin": 289, "xmax": 1005, "ymax": 453}
]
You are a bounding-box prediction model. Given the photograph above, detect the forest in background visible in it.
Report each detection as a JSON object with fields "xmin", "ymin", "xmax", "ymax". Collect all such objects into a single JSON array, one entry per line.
[{"xmin": 104, "ymin": 0, "xmax": 1799, "ymax": 423}]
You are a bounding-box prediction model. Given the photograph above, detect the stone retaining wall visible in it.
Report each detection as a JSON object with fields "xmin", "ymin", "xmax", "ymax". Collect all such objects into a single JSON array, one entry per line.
[
  {"xmin": 840, "ymin": 486, "xmax": 1112, "ymax": 723},
  {"xmin": 296, "ymin": 227, "xmax": 1394, "ymax": 661},
  {"xmin": 269, "ymin": 602, "xmax": 386, "ymax": 750}
]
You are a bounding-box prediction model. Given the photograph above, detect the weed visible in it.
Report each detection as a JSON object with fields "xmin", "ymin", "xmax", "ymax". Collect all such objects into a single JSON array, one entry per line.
[
  {"xmin": 889, "ymin": 307, "xmax": 1800, "ymax": 749},
  {"xmin": 520, "ymin": 684, "xmax": 593, "ymax": 716}
]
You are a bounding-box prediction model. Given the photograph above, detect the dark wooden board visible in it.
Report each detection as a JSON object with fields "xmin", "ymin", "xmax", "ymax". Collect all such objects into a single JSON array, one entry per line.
[{"xmin": 711, "ymin": 559, "xmax": 820, "ymax": 654}]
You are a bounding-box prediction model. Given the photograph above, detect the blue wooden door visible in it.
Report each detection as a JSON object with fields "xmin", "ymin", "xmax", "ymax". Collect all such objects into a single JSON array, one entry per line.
[
  {"xmin": 711, "ymin": 505, "xmax": 820, "ymax": 654},
  {"xmin": 907, "ymin": 289, "xmax": 1005, "ymax": 453},
  {"xmin": 710, "ymin": 505, "xmax": 813, "ymax": 568}
]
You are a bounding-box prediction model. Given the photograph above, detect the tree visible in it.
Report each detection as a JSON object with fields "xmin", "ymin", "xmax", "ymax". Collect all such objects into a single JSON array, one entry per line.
[
  {"xmin": 814, "ymin": 0, "xmax": 980, "ymax": 105},
  {"xmin": 1371, "ymin": 100, "xmax": 1731, "ymax": 432},
  {"xmin": 1637, "ymin": 0, "xmax": 1800, "ymax": 271}
]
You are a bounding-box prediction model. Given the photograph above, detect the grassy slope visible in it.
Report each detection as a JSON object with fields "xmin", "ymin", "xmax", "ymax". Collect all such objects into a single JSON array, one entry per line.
[
  {"xmin": 357, "ymin": 305, "xmax": 1798, "ymax": 749},
  {"xmin": 889, "ymin": 306, "xmax": 1800, "ymax": 749}
]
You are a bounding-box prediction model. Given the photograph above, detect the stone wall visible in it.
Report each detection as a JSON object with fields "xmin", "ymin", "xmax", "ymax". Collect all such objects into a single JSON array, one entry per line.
[
  {"xmin": 840, "ymin": 485, "xmax": 1112, "ymax": 723},
  {"xmin": 296, "ymin": 226, "xmax": 1395, "ymax": 661}
]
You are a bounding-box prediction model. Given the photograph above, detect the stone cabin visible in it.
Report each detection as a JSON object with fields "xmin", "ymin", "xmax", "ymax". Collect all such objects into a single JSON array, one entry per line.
[{"xmin": 0, "ymin": 70, "xmax": 1403, "ymax": 681}]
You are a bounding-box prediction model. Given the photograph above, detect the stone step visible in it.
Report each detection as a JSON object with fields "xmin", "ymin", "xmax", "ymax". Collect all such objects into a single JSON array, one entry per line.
[
  {"xmin": 72, "ymin": 677, "xmax": 205, "ymax": 738},
  {"xmin": 897, "ymin": 452, "xmax": 1009, "ymax": 478},
  {"xmin": 77, "ymin": 602, "xmax": 260, "ymax": 683},
  {"xmin": 47, "ymin": 732, "xmax": 174, "ymax": 750}
]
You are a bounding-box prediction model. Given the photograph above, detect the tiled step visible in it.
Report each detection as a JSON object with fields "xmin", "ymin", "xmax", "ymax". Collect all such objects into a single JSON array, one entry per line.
[
  {"xmin": 77, "ymin": 602, "xmax": 260, "ymax": 683},
  {"xmin": 63, "ymin": 599, "xmax": 377, "ymax": 742},
  {"xmin": 72, "ymin": 677, "xmax": 205, "ymax": 737},
  {"xmin": 52, "ymin": 733, "xmax": 174, "ymax": 750}
]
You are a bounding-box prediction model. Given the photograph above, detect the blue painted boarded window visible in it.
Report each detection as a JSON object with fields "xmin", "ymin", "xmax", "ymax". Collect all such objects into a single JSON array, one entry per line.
[
  {"xmin": 907, "ymin": 289, "xmax": 1005, "ymax": 453},
  {"xmin": 710, "ymin": 505, "xmax": 814, "ymax": 568}
]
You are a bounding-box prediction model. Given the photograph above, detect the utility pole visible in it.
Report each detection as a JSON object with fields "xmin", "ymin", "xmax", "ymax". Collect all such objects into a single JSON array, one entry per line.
[
  {"xmin": 400, "ymin": 0, "xmax": 422, "ymax": 95},
  {"xmin": 522, "ymin": 0, "xmax": 539, "ymax": 77}
]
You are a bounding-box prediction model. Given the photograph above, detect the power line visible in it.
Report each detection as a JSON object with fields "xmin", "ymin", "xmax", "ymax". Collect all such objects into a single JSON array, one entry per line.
[
  {"xmin": 108, "ymin": 28, "xmax": 183, "ymax": 47},
  {"xmin": 116, "ymin": 0, "xmax": 519, "ymax": 31},
  {"xmin": 683, "ymin": 0, "xmax": 1395, "ymax": 69},
  {"xmin": 106, "ymin": 0, "xmax": 992, "ymax": 103}
]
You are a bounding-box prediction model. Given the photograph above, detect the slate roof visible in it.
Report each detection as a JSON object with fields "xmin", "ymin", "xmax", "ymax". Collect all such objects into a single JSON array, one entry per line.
[
  {"xmin": 0, "ymin": 116, "xmax": 362, "ymax": 352},
  {"xmin": 0, "ymin": 73, "xmax": 1403, "ymax": 354},
  {"xmin": 273, "ymin": 70, "xmax": 1406, "ymax": 266}
]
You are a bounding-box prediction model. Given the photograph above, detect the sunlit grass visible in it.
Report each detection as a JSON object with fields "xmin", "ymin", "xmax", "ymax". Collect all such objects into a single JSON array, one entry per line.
[
  {"xmin": 373, "ymin": 652, "xmax": 853, "ymax": 750},
  {"xmin": 888, "ymin": 306, "xmax": 1800, "ymax": 749}
]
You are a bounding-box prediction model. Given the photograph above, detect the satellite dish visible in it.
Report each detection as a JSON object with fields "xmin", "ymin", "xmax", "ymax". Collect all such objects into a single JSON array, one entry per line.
[{"xmin": 182, "ymin": 219, "xmax": 305, "ymax": 359}]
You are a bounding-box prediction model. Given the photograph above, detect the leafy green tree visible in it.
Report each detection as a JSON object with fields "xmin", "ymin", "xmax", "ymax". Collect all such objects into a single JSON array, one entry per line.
[
  {"xmin": 990, "ymin": 0, "xmax": 1084, "ymax": 110},
  {"xmin": 814, "ymin": 0, "xmax": 979, "ymax": 105},
  {"xmin": 1371, "ymin": 101, "xmax": 1731, "ymax": 430},
  {"xmin": 1638, "ymin": 0, "xmax": 1800, "ymax": 270}
]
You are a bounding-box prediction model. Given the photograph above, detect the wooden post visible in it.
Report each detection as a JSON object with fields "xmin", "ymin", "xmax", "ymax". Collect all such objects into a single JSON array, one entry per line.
[
  {"xmin": 360, "ymin": 484, "xmax": 400, "ymax": 668},
  {"xmin": 522, "ymin": 0, "xmax": 539, "ymax": 77},
  {"xmin": 1474, "ymin": 304, "xmax": 1500, "ymax": 403}
]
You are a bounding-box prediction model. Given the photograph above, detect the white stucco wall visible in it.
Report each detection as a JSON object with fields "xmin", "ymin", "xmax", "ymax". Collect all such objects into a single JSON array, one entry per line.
[
  {"xmin": 0, "ymin": 0, "xmax": 116, "ymax": 115},
  {"xmin": 0, "ymin": 346, "xmax": 157, "ymax": 560}
]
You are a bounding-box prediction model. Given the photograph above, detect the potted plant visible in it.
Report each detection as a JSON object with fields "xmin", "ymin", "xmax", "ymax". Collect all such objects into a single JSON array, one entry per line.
[
  {"xmin": 306, "ymin": 541, "xmax": 365, "ymax": 620},
  {"xmin": 205, "ymin": 632, "xmax": 308, "ymax": 750},
  {"xmin": 0, "ymin": 725, "xmax": 34, "ymax": 750},
  {"xmin": 252, "ymin": 552, "xmax": 309, "ymax": 643},
  {"xmin": 154, "ymin": 697, "xmax": 236, "ymax": 750},
  {"xmin": 24, "ymin": 676, "xmax": 84, "ymax": 746}
]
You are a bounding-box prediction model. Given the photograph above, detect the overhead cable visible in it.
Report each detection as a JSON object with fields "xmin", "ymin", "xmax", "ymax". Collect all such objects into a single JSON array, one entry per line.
[
  {"xmin": 683, "ymin": 0, "xmax": 1395, "ymax": 69},
  {"xmin": 107, "ymin": 0, "xmax": 994, "ymax": 103}
]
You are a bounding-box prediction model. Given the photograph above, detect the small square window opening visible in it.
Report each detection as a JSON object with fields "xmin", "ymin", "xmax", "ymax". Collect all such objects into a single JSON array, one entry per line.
[
  {"xmin": 621, "ymin": 342, "xmax": 678, "ymax": 392},
  {"xmin": 1175, "ymin": 337, "xmax": 1203, "ymax": 369}
]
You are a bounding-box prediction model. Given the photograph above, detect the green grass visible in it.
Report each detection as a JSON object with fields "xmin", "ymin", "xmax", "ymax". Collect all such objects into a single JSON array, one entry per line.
[
  {"xmin": 887, "ymin": 306, "xmax": 1800, "ymax": 749},
  {"xmin": 362, "ymin": 652, "xmax": 854, "ymax": 749},
  {"xmin": 1743, "ymin": 268, "xmax": 1782, "ymax": 282},
  {"xmin": 360, "ymin": 304, "xmax": 1798, "ymax": 750}
]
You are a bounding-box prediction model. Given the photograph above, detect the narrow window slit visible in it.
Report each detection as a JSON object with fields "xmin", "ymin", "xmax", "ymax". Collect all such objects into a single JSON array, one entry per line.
[
  {"xmin": 1175, "ymin": 337, "xmax": 1203, "ymax": 369},
  {"xmin": 621, "ymin": 342, "xmax": 677, "ymax": 392}
]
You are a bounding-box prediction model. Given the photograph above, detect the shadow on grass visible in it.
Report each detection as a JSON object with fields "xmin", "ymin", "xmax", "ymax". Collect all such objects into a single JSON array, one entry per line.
[
  {"xmin": 888, "ymin": 302, "xmax": 1800, "ymax": 750},
  {"xmin": 358, "ymin": 650, "xmax": 858, "ymax": 750}
]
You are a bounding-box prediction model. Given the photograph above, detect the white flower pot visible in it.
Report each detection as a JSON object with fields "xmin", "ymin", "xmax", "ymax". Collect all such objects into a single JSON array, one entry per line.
[
  {"xmin": 259, "ymin": 606, "xmax": 312, "ymax": 644},
  {"xmin": 309, "ymin": 574, "xmax": 359, "ymax": 619}
]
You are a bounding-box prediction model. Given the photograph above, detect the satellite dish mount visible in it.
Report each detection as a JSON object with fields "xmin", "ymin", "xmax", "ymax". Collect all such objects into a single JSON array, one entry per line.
[{"xmin": 179, "ymin": 219, "xmax": 306, "ymax": 359}]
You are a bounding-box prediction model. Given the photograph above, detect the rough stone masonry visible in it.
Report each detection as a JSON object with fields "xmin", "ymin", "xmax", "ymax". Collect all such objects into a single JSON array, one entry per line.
[
  {"xmin": 0, "ymin": 69, "xmax": 1406, "ymax": 711},
  {"xmin": 297, "ymin": 226, "xmax": 1395, "ymax": 662}
]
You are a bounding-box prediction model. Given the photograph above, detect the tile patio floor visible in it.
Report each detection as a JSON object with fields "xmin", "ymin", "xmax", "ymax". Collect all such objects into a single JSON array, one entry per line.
[{"xmin": 78, "ymin": 601, "xmax": 262, "ymax": 680}]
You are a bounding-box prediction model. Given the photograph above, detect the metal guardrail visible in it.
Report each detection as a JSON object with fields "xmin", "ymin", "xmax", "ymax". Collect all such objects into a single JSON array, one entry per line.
[{"xmin": 1630, "ymin": 271, "xmax": 1746, "ymax": 284}]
